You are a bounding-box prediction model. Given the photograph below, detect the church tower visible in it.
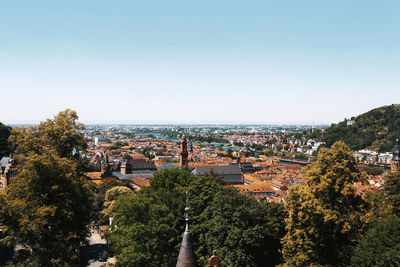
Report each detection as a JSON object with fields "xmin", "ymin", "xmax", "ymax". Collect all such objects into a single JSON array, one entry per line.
[
  {"xmin": 391, "ymin": 138, "xmax": 400, "ymax": 173},
  {"xmin": 180, "ymin": 134, "xmax": 189, "ymax": 169}
]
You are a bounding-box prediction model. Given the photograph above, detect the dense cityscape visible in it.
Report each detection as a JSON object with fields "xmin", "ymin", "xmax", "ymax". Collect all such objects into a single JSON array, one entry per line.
[
  {"xmin": 1, "ymin": 1, "xmax": 399, "ymax": 266},
  {"xmin": 1, "ymin": 106, "xmax": 400, "ymax": 266}
]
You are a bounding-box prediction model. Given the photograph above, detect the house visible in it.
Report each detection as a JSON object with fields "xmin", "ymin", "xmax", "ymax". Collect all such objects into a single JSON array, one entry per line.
[
  {"xmin": 240, "ymin": 161, "xmax": 257, "ymax": 173},
  {"xmin": 130, "ymin": 177, "xmax": 151, "ymax": 191},
  {"xmin": 158, "ymin": 163, "xmax": 179, "ymax": 170},
  {"xmin": 234, "ymin": 181, "xmax": 275, "ymax": 200},
  {"xmin": 0, "ymin": 157, "xmax": 15, "ymax": 190}
]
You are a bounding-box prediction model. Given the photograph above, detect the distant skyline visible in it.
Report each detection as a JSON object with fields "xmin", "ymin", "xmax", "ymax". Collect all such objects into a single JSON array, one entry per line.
[
  {"xmin": 5, "ymin": 123, "xmax": 330, "ymax": 127},
  {"xmin": 0, "ymin": 1, "xmax": 399, "ymax": 125}
]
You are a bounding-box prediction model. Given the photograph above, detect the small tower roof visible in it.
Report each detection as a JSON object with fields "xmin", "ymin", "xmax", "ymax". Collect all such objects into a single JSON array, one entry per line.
[{"xmin": 176, "ymin": 191, "xmax": 197, "ymax": 267}]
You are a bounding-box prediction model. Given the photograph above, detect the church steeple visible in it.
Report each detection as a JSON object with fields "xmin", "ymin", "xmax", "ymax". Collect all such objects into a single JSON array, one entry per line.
[
  {"xmin": 180, "ymin": 134, "xmax": 189, "ymax": 169},
  {"xmin": 391, "ymin": 138, "xmax": 400, "ymax": 173},
  {"xmin": 176, "ymin": 190, "xmax": 197, "ymax": 267}
]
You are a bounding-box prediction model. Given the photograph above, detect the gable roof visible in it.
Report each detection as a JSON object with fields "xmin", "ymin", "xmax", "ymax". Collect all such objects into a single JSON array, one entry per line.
[
  {"xmin": 158, "ymin": 163, "xmax": 179, "ymax": 170},
  {"xmin": 192, "ymin": 164, "xmax": 243, "ymax": 184}
]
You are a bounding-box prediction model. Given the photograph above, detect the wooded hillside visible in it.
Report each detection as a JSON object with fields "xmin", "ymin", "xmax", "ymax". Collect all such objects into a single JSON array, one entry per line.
[{"xmin": 323, "ymin": 104, "xmax": 400, "ymax": 152}]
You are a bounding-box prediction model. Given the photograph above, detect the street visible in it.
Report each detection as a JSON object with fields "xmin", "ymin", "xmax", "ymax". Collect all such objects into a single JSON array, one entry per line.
[{"xmin": 81, "ymin": 229, "xmax": 108, "ymax": 267}]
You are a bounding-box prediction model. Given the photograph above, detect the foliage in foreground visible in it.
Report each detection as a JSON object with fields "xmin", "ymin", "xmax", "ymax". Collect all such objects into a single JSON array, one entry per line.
[
  {"xmin": 384, "ymin": 170, "xmax": 400, "ymax": 216},
  {"xmin": 0, "ymin": 122, "xmax": 11, "ymax": 158},
  {"xmin": 0, "ymin": 109, "xmax": 94, "ymax": 266},
  {"xmin": 350, "ymin": 215, "xmax": 400, "ymax": 266},
  {"xmin": 110, "ymin": 168, "xmax": 285, "ymax": 267},
  {"xmin": 282, "ymin": 141, "xmax": 369, "ymax": 267},
  {"xmin": 200, "ymin": 188, "xmax": 285, "ymax": 267}
]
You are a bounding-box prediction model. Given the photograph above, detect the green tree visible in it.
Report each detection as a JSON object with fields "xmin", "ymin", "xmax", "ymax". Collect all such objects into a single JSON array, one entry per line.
[
  {"xmin": 363, "ymin": 165, "xmax": 384, "ymax": 176},
  {"xmin": 0, "ymin": 196, "xmax": 13, "ymax": 265},
  {"xmin": 110, "ymin": 169, "xmax": 195, "ymax": 266},
  {"xmin": 98, "ymin": 177, "xmax": 124, "ymax": 196},
  {"xmin": 350, "ymin": 215, "xmax": 400, "ymax": 266},
  {"xmin": 9, "ymin": 109, "xmax": 87, "ymax": 160},
  {"xmin": 93, "ymin": 176, "xmax": 124, "ymax": 219},
  {"xmin": 362, "ymin": 191, "xmax": 389, "ymax": 222},
  {"xmin": 282, "ymin": 184, "xmax": 325, "ymax": 267},
  {"xmin": 110, "ymin": 168, "xmax": 286, "ymax": 267},
  {"xmin": 200, "ymin": 187, "xmax": 285, "ymax": 267},
  {"xmin": 0, "ymin": 110, "xmax": 93, "ymax": 266},
  {"xmin": 282, "ymin": 141, "xmax": 368, "ymax": 266},
  {"xmin": 0, "ymin": 152, "xmax": 93, "ymax": 266},
  {"xmin": 0, "ymin": 122, "xmax": 11, "ymax": 158},
  {"xmin": 110, "ymin": 193, "xmax": 177, "ymax": 266},
  {"xmin": 384, "ymin": 171, "xmax": 400, "ymax": 215},
  {"xmin": 102, "ymin": 186, "xmax": 133, "ymax": 218},
  {"xmin": 188, "ymin": 174, "xmax": 225, "ymax": 263}
]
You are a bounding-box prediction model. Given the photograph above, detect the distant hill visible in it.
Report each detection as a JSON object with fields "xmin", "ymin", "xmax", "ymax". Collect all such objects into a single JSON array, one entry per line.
[{"xmin": 323, "ymin": 104, "xmax": 400, "ymax": 152}]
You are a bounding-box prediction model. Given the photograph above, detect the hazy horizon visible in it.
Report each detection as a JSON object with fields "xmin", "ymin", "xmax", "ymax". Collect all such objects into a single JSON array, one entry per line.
[
  {"xmin": 2, "ymin": 104, "xmax": 394, "ymax": 125},
  {"xmin": 4, "ymin": 121, "xmax": 330, "ymax": 127}
]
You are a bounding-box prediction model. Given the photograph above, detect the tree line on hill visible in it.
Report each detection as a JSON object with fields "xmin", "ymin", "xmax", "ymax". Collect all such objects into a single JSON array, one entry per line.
[
  {"xmin": 1, "ymin": 109, "xmax": 400, "ymax": 266},
  {"xmin": 323, "ymin": 104, "xmax": 400, "ymax": 152},
  {"xmin": 186, "ymin": 134, "xmax": 229, "ymax": 144}
]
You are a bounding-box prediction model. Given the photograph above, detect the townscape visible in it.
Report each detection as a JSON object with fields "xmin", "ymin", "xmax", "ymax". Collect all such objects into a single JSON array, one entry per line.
[
  {"xmin": 1, "ymin": 107, "xmax": 400, "ymax": 266},
  {"xmin": 81, "ymin": 124, "xmax": 388, "ymax": 203},
  {"xmin": 1, "ymin": 1, "xmax": 399, "ymax": 266}
]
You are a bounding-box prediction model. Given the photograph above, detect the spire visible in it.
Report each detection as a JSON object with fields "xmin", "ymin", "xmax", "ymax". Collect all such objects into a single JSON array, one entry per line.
[
  {"xmin": 176, "ymin": 190, "xmax": 197, "ymax": 267},
  {"xmin": 184, "ymin": 190, "xmax": 190, "ymax": 231}
]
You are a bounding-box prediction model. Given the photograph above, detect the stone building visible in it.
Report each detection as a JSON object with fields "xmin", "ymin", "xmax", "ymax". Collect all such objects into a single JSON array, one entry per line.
[
  {"xmin": 180, "ymin": 134, "xmax": 189, "ymax": 169},
  {"xmin": 192, "ymin": 164, "xmax": 244, "ymax": 184}
]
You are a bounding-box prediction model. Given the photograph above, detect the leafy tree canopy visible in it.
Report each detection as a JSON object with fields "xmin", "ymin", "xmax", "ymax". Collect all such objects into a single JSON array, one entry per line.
[
  {"xmin": 9, "ymin": 109, "xmax": 86, "ymax": 160},
  {"xmin": 0, "ymin": 122, "xmax": 11, "ymax": 158},
  {"xmin": 98, "ymin": 176, "xmax": 124, "ymax": 196},
  {"xmin": 102, "ymin": 186, "xmax": 133, "ymax": 219},
  {"xmin": 283, "ymin": 141, "xmax": 369, "ymax": 267},
  {"xmin": 110, "ymin": 169, "xmax": 285, "ymax": 267},
  {"xmin": 200, "ymin": 188, "xmax": 285, "ymax": 267},
  {"xmin": 0, "ymin": 152, "xmax": 93, "ymax": 266},
  {"xmin": 350, "ymin": 215, "xmax": 400, "ymax": 267},
  {"xmin": 110, "ymin": 169, "xmax": 195, "ymax": 266},
  {"xmin": 0, "ymin": 109, "xmax": 93, "ymax": 266},
  {"xmin": 363, "ymin": 165, "xmax": 384, "ymax": 176},
  {"xmin": 384, "ymin": 171, "xmax": 400, "ymax": 215}
]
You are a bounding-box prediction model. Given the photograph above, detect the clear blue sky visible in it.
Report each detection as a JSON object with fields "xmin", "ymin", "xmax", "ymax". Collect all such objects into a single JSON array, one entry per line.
[{"xmin": 0, "ymin": 0, "xmax": 399, "ymax": 124}]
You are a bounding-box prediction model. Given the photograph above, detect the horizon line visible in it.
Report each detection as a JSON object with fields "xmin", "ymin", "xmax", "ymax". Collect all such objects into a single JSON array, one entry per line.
[{"xmin": 4, "ymin": 122, "xmax": 331, "ymax": 127}]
